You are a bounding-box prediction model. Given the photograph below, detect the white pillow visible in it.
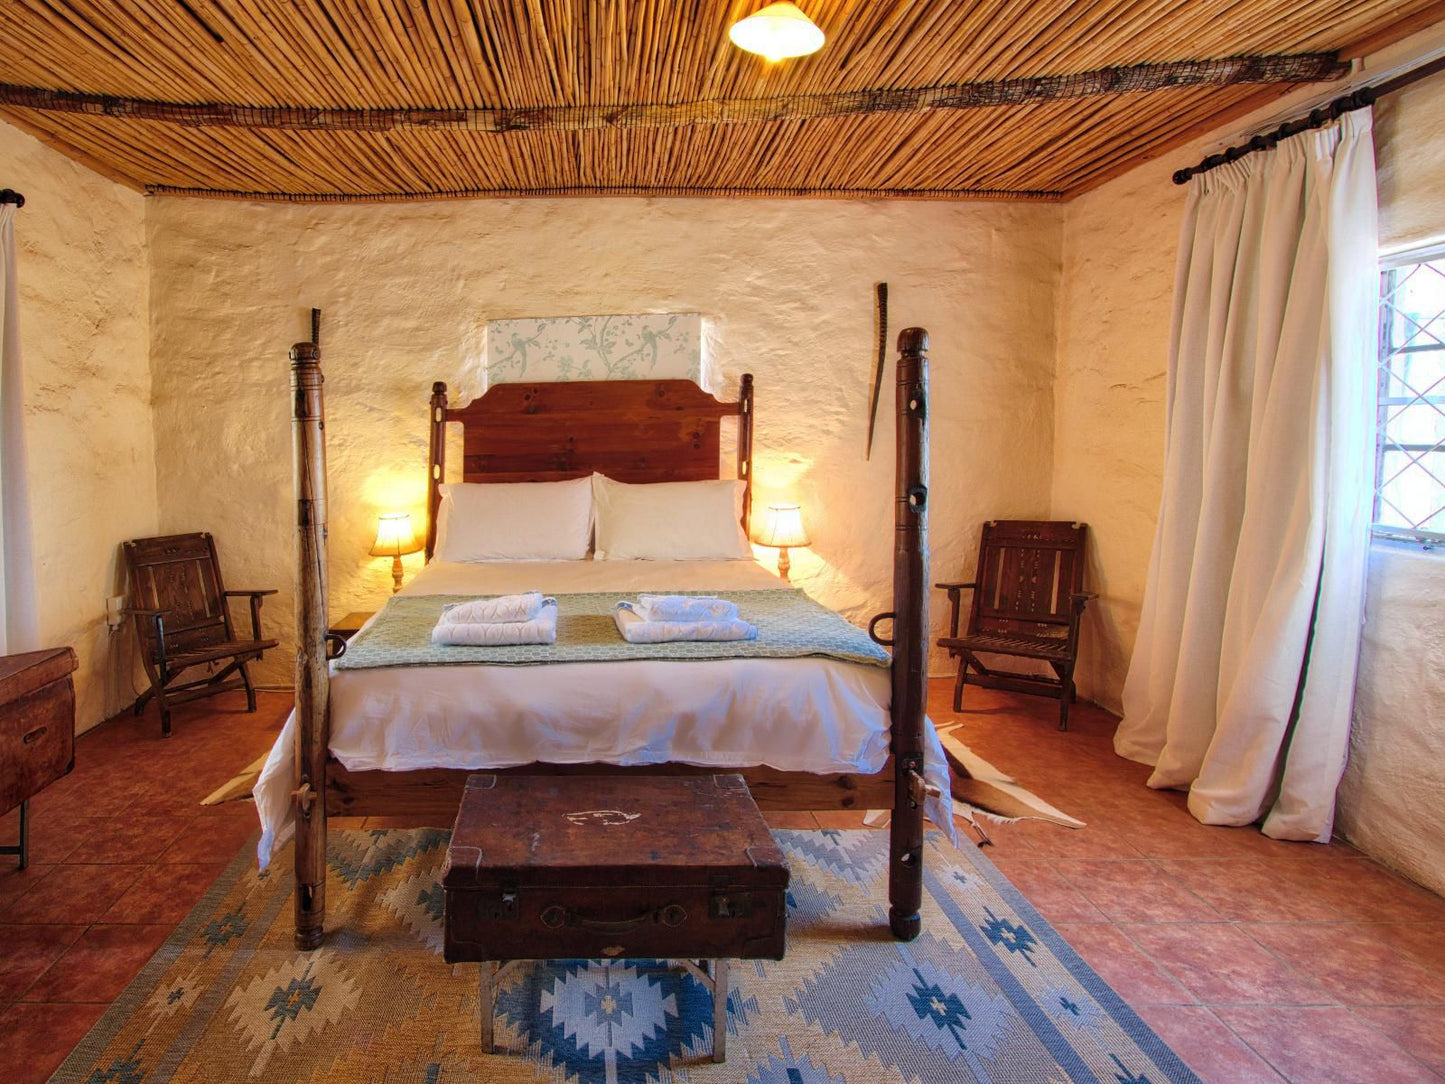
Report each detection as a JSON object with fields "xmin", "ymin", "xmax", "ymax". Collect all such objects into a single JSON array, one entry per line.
[
  {"xmin": 435, "ymin": 477, "xmax": 593, "ymax": 562},
  {"xmin": 592, "ymin": 474, "xmax": 752, "ymax": 561}
]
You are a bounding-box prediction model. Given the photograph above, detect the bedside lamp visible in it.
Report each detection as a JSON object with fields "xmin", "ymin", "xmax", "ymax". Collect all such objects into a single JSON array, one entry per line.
[
  {"xmin": 370, "ymin": 512, "xmax": 421, "ymax": 593},
  {"xmin": 756, "ymin": 504, "xmax": 810, "ymax": 582}
]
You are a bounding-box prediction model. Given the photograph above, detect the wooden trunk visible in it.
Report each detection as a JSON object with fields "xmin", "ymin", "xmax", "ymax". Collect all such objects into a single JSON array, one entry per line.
[
  {"xmin": 443, "ymin": 773, "xmax": 788, "ymax": 963},
  {"xmin": 0, "ymin": 648, "xmax": 78, "ymax": 870}
]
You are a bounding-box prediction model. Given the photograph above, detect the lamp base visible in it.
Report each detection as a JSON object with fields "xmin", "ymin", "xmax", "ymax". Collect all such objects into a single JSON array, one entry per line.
[
  {"xmin": 777, "ymin": 546, "xmax": 791, "ymax": 582},
  {"xmin": 391, "ymin": 555, "xmax": 404, "ymax": 593}
]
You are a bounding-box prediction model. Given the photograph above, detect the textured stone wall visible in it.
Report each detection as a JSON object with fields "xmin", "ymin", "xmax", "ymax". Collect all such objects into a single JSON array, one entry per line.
[
  {"xmin": 146, "ymin": 196, "xmax": 1062, "ymax": 687},
  {"xmin": 1377, "ymin": 70, "xmax": 1445, "ymax": 252},
  {"xmin": 1338, "ymin": 546, "xmax": 1445, "ymax": 895},
  {"xmin": 0, "ymin": 119, "xmax": 155, "ymax": 732},
  {"xmin": 1052, "ymin": 68, "xmax": 1445, "ymax": 893}
]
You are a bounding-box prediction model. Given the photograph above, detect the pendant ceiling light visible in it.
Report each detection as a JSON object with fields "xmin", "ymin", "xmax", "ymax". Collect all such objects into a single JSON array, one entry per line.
[{"xmin": 728, "ymin": 2, "xmax": 825, "ymax": 63}]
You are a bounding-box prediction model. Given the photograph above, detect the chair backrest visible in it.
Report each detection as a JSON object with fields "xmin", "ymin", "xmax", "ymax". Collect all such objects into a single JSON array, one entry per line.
[
  {"xmin": 968, "ymin": 520, "xmax": 1088, "ymax": 639},
  {"xmin": 123, "ymin": 533, "xmax": 233, "ymax": 658}
]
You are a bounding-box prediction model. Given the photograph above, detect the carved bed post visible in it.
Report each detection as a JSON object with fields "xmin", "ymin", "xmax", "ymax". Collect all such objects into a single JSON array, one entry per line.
[
  {"xmin": 736, "ymin": 373, "xmax": 754, "ymax": 536},
  {"xmin": 290, "ymin": 341, "xmax": 330, "ymax": 951},
  {"xmin": 889, "ymin": 328, "xmax": 930, "ymax": 942},
  {"xmin": 425, "ymin": 381, "xmax": 449, "ymax": 560}
]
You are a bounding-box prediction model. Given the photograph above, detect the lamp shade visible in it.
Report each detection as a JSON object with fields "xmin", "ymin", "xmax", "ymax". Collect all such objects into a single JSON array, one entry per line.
[
  {"xmin": 728, "ymin": 2, "xmax": 825, "ymax": 62},
  {"xmin": 369, "ymin": 512, "xmax": 422, "ymax": 557},
  {"xmin": 756, "ymin": 504, "xmax": 810, "ymax": 549}
]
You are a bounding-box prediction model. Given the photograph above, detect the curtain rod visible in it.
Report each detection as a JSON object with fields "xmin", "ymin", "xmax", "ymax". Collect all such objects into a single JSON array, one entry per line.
[
  {"xmin": 0, "ymin": 189, "xmax": 23, "ymax": 207},
  {"xmin": 1173, "ymin": 52, "xmax": 1445, "ymax": 184}
]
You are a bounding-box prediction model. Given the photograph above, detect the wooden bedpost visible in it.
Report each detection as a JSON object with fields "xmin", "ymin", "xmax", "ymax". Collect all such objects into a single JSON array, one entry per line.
[
  {"xmin": 737, "ymin": 373, "xmax": 754, "ymax": 536},
  {"xmin": 290, "ymin": 341, "xmax": 330, "ymax": 951},
  {"xmin": 425, "ymin": 381, "xmax": 448, "ymax": 560},
  {"xmin": 889, "ymin": 327, "xmax": 930, "ymax": 942}
]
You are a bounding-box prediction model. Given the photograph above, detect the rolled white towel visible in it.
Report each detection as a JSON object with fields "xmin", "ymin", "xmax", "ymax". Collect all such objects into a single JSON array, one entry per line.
[
  {"xmin": 636, "ymin": 594, "xmax": 739, "ymax": 622},
  {"xmin": 441, "ymin": 591, "xmax": 547, "ymax": 624},
  {"xmin": 433, "ymin": 600, "xmax": 558, "ymax": 646},
  {"xmin": 614, "ymin": 604, "xmax": 757, "ymax": 643}
]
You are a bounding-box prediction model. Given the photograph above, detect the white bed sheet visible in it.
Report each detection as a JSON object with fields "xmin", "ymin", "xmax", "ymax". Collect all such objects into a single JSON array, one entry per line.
[{"xmin": 253, "ymin": 559, "xmax": 955, "ymax": 865}]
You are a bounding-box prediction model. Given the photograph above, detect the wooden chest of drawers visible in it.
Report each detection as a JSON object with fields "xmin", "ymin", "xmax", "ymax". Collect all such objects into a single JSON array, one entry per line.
[{"xmin": 0, "ymin": 647, "xmax": 78, "ymax": 868}]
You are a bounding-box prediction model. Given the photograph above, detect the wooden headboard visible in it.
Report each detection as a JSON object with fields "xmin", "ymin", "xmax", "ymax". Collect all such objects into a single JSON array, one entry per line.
[{"xmin": 424, "ymin": 376, "xmax": 755, "ymax": 559}]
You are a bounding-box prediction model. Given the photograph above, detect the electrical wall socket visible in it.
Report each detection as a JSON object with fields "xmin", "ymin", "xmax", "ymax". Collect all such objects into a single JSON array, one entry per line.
[{"xmin": 105, "ymin": 594, "xmax": 126, "ymax": 631}]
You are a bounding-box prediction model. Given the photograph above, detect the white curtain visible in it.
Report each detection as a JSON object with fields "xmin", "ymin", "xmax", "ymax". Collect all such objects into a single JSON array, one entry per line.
[
  {"xmin": 0, "ymin": 204, "xmax": 38, "ymax": 654},
  {"xmin": 1115, "ymin": 109, "xmax": 1378, "ymax": 842}
]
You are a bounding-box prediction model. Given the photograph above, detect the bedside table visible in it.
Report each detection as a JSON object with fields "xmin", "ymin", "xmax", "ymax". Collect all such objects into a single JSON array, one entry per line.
[{"xmin": 328, "ymin": 611, "xmax": 375, "ymax": 642}]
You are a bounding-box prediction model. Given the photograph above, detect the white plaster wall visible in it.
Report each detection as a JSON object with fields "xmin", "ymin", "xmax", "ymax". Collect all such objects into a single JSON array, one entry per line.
[
  {"xmin": 1050, "ymin": 151, "xmax": 1176, "ymax": 711},
  {"xmin": 0, "ymin": 119, "xmax": 155, "ymax": 733},
  {"xmin": 1052, "ymin": 67, "xmax": 1445, "ymax": 893},
  {"xmin": 147, "ymin": 196, "xmax": 1061, "ymax": 687},
  {"xmin": 1377, "ymin": 70, "xmax": 1445, "ymax": 253},
  {"xmin": 1337, "ymin": 546, "xmax": 1445, "ymax": 895}
]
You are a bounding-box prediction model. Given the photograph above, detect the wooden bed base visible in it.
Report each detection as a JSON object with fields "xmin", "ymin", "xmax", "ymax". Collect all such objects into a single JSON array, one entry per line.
[
  {"xmin": 326, "ymin": 758, "xmax": 897, "ymax": 820},
  {"xmin": 287, "ymin": 330, "xmax": 932, "ymax": 950}
]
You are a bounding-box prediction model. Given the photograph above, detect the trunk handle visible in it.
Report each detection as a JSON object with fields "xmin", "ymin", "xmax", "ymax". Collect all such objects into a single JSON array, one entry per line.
[{"xmin": 540, "ymin": 903, "xmax": 687, "ymax": 933}]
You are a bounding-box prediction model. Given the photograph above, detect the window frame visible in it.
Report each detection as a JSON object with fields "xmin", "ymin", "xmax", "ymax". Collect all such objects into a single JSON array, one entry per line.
[{"xmin": 1372, "ymin": 242, "xmax": 1445, "ymax": 550}]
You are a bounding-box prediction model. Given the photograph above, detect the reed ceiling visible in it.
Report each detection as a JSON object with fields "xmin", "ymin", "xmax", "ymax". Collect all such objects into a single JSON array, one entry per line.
[{"xmin": 1, "ymin": 0, "xmax": 1441, "ymax": 202}]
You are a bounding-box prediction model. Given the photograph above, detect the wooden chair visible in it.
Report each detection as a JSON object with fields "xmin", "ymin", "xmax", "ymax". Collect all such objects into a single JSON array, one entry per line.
[
  {"xmin": 936, "ymin": 520, "xmax": 1095, "ymax": 730},
  {"xmin": 123, "ymin": 533, "xmax": 277, "ymax": 737}
]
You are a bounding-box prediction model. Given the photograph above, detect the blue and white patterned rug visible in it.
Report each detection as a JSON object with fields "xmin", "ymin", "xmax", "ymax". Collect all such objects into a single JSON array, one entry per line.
[{"xmin": 51, "ymin": 828, "xmax": 1198, "ymax": 1083}]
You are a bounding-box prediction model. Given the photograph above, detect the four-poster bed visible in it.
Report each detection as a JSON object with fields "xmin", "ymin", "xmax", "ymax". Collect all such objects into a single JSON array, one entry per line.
[{"xmin": 285, "ymin": 329, "xmax": 934, "ymax": 951}]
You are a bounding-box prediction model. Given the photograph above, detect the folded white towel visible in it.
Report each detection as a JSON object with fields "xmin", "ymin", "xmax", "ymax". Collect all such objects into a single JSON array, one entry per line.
[
  {"xmin": 614, "ymin": 604, "xmax": 757, "ymax": 643},
  {"xmin": 441, "ymin": 591, "xmax": 547, "ymax": 624},
  {"xmin": 636, "ymin": 594, "xmax": 739, "ymax": 622},
  {"xmin": 433, "ymin": 601, "xmax": 558, "ymax": 646}
]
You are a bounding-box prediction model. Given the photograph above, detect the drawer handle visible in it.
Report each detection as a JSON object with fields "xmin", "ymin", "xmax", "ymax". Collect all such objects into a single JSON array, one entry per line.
[
  {"xmin": 540, "ymin": 903, "xmax": 687, "ymax": 933},
  {"xmin": 22, "ymin": 725, "xmax": 47, "ymax": 745}
]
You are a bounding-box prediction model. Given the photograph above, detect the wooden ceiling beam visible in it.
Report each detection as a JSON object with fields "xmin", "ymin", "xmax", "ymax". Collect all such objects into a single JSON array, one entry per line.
[
  {"xmin": 0, "ymin": 52, "xmax": 1346, "ymax": 134},
  {"xmin": 139, "ymin": 182, "xmax": 1068, "ymax": 203}
]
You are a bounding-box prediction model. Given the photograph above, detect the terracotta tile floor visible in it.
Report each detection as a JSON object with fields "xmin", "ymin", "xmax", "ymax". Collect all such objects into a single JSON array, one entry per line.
[{"xmin": 1, "ymin": 683, "xmax": 1442, "ymax": 1082}]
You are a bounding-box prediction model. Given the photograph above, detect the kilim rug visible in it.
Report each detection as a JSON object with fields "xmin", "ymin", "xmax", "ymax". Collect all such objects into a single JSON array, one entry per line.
[{"xmin": 51, "ymin": 829, "xmax": 1198, "ymax": 1084}]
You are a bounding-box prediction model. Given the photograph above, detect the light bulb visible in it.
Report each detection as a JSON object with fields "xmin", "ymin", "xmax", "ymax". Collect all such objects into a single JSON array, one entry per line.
[{"xmin": 728, "ymin": 2, "xmax": 825, "ymax": 62}]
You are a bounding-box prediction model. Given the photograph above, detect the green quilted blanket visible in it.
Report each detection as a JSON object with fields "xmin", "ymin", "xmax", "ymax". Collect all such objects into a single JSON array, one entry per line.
[{"xmin": 334, "ymin": 589, "xmax": 891, "ymax": 670}]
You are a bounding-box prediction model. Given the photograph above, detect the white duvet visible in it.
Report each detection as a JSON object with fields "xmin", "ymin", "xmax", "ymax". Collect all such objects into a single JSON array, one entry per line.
[{"xmin": 253, "ymin": 559, "xmax": 956, "ymax": 865}]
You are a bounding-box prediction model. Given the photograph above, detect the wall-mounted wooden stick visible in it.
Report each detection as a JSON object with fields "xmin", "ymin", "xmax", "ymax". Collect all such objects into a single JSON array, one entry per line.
[
  {"xmin": 737, "ymin": 374, "xmax": 755, "ymax": 539},
  {"xmin": 424, "ymin": 381, "xmax": 448, "ymax": 561}
]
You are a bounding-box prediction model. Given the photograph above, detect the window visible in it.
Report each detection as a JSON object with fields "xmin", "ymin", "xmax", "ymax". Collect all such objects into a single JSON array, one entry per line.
[{"xmin": 1374, "ymin": 248, "xmax": 1445, "ymax": 545}]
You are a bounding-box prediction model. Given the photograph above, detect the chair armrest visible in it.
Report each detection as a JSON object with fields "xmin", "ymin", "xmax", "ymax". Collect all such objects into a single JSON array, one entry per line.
[
  {"xmin": 934, "ymin": 583, "xmax": 976, "ymax": 639},
  {"xmin": 123, "ymin": 608, "xmax": 169, "ymax": 677},
  {"xmin": 223, "ymin": 591, "xmax": 272, "ymax": 640}
]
